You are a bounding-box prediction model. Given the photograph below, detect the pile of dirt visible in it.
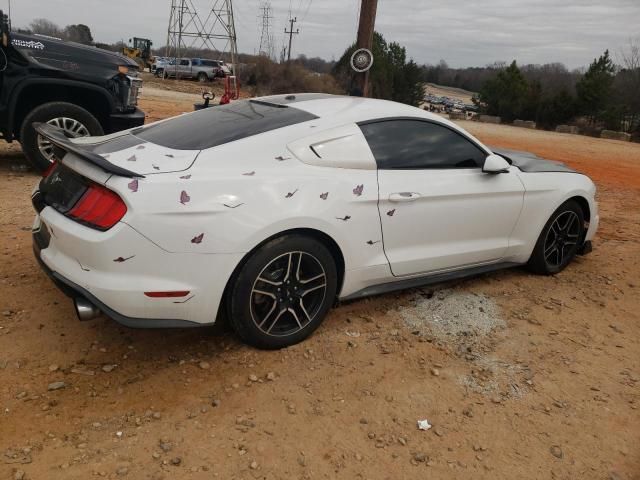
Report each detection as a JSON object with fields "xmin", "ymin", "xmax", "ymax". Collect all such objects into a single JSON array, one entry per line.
[{"xmin": 399, "ymin": 288, "xmax": 504, "ymax": 345}]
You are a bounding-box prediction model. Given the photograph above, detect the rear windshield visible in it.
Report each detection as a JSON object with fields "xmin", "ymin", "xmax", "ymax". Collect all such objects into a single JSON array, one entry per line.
[{"xmin": 133, "ymin": 100, "xmax": 318, "ymax": 150}]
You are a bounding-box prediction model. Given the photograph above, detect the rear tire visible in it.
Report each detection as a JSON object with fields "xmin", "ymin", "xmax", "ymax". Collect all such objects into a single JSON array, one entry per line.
[
  {"xmin": 226, "ymin": 235, "xmax": 338, "ymax": 350},
  {"xmin": 197, "ymin": 72, "xmax": 208, "ymax": 83},
  {"xmin": 19, "ymin": 102, "xmax": 103, "ymax": 172},
  {"xmin": 527, "ymin": 200, "xmax": 585, "ymax": 275}
]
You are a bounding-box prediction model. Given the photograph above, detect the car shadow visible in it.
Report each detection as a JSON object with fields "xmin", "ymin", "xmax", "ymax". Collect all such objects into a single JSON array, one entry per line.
[{"xmin": 0, "ymin": 148, "xmax": 37, "ymax": 175}]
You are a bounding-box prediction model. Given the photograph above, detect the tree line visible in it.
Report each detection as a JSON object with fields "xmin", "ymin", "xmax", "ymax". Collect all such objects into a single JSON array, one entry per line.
[
  {"xmin": 422, "ymin": 43, "xmax": 640, "ymax": 135},
  {"xmin": 19, "ymin": 17, "xmax": 639, "ymax": 136},
  {"xmin": 18, "ymin": 18, "xmax": 94, "ymax": 44}
]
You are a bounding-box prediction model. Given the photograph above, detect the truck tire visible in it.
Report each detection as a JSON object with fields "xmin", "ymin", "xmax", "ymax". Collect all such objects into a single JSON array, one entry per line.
[
  {"xmin": 197, "ymin": 72, "xmax": 208, "ymax": 83},
  {"xmin": 20, "ymin": 102, "xmax": 103, "ymax": 172}
]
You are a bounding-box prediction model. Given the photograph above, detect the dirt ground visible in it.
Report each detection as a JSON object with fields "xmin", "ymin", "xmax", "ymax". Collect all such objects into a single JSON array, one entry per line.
[
  {"xmin": 139, "ymin": 73, "xmax": 253, "ymax": 123},
  {"xmin": 1, "ymin": 95, "xmax": 639, "ymax": 480},
  {"xmin": 424, "ymin": 84, "xmax": 475, "ymax": 104}
]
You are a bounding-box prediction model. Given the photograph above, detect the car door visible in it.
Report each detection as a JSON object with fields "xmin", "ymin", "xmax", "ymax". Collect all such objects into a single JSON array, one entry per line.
[
  {"xmin": 359, "ymin": 118, "xmax": 525, "ymax": 277},
  {"xmin": 178, "ymin": 58, "xmax": 192, "ymax": 78}
]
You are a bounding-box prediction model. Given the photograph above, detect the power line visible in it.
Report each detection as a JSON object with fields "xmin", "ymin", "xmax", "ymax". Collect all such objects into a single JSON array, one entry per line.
[{"xmin": 300, "ymin": 0, "xmax": 313, "ymax": 24}]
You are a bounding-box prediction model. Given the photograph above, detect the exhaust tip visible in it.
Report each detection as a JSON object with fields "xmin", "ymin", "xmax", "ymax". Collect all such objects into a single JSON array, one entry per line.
[{"xmin": 74, "ymin": 297, "xmax": 101, "ymax": 321}]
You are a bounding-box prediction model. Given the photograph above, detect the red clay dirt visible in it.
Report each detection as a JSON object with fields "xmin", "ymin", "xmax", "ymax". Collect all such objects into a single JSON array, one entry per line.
[{"xmin": 1, "ymin": 102, "xmax": 639, "ymax": 480}]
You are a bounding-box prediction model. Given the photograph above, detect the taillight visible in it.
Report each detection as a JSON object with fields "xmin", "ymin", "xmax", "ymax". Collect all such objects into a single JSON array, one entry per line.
[{"xmin": 67, "ymin": 184, "xmax": 127, "ymax": 230}]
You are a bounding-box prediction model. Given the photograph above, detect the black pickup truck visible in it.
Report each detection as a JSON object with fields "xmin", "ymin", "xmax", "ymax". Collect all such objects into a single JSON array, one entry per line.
[{"xmin": 0, "ymin": 11, "xmax": 145, "ymax": 171}]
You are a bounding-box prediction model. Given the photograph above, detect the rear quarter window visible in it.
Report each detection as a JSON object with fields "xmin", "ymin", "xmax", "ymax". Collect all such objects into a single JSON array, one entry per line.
[{"xmin": 133, "ymin": 100, "xmax": 318, "ymax": 151}]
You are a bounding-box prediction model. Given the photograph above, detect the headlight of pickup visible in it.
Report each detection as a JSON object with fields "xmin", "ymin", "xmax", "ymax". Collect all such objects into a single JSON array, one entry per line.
[
  {"xmin": 126, "ymin": 76, "xmax": 143, "ymax": 107},
  {"xmin": 111, "ymin": 73, "xmax": 143, "ymax": 111}
]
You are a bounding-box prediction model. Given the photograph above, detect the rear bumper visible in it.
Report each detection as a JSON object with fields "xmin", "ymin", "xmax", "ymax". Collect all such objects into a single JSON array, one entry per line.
[
  {"xmin": 107, "ymin": 108, "xmax": 145, "ymax": 134},
  {"xmin": 32, "ymin": 207, "xmax": 243, "ymax": 329},
  {"xmin": 33, "ymin": 245, "xmax": 205, "ymax": 328}
]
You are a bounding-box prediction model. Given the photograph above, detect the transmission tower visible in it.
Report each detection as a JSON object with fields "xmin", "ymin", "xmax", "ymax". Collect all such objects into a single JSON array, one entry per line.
[
  {"xmin": 258, "ymin": 1, "xmax": 274, "ymax": 59},
  {"xmin": 166, "ymin": 0, "xmax": 238, "ymax": 72}
]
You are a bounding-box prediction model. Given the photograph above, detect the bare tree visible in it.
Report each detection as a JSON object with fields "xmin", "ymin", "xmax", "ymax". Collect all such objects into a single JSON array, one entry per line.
[
  {"xmin": 615, "ymin": 38, "xmax": 640, "ymax": 133},
  {"xmin": 29, "ymin": 18, "xmax": 63, "ymax": 38},
  {"xmin": 619, "ymin": 37, "xmax": 640, "ymax": 70}
]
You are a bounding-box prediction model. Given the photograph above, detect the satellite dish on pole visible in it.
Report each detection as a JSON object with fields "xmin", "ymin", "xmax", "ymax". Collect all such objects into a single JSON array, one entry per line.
[{"xmin": 350, "ymin": 48, "xmax": 374, "ymax": 73}]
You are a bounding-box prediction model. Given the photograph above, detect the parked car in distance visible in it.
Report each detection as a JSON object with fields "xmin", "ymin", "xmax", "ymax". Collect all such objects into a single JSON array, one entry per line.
[
  {"xmin": 212, "ymin": 60, "xmax": 231, "ymax": 77},
  {"xmin": 162, "ymin": 58, "xmax": 219, "ymax": 82},
  {"xmin": 151, "ymin": 56, "xmax": 170, "ymax": 76},
  {"xmin": 32, "ymin": 94, "xmax": 598, "ymax": 350},
  {"xmin": 0, "ymin": 13, "xmax": 145, "ymax": 172}
]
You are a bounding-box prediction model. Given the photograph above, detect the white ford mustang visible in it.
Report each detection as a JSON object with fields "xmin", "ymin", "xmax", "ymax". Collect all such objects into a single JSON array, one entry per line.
[{"xmin": 32, "ymin": 94, "xmax": 598, "ymax": 349}]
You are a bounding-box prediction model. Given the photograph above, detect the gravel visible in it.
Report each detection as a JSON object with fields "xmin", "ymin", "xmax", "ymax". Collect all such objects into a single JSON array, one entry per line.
[
  {"xmin": 47, "ymin": 381, "xmax": 66, "ymax": 391},
  {"xmin": 399, "ymin": 288, "xmax": 504, "ymax": 341}
]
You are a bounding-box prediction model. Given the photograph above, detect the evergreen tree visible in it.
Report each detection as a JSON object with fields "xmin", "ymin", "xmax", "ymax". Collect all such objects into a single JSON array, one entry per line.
[
  {"xmin": 575, "ymin": 50, "xmax": 615, "ymax": 122},
  {"xmin": 535, "ymin": 89, "xmax": 577, "ymax": 128},
  {"xmin": 64, "ymin": 24, "xmax": 94, "ymax": 45},
  {"xmin": 475, "ymin": 61, "xmax": 529, "ymax": 122},
  {"xmin": 333, "ymin": 32, "xmax": 424, "ymax": 107}
]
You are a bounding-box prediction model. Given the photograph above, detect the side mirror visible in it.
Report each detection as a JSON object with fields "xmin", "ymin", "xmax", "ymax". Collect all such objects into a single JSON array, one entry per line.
[
  {"xmin": 483, "ymin": 154, "xmax": 510, "ymax": 174},
  {"xmin": 0, "ymin": 10, "xmax": 10, "ymax": 47}
]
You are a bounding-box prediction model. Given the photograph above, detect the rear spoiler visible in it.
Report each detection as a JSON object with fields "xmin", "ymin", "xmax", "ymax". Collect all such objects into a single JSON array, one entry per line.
[{"xmin": 33, "ymin": 123, "xmax": 145, "ymax": 178}]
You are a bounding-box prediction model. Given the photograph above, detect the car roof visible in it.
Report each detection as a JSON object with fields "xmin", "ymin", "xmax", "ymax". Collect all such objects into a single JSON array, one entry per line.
[
  {"xmin": 254, "ymin": 93, "xmax": 444, "ymax": 125},
  {"xmin": 251, "ymin": 94, "xmax": 492, "ymax": 155}
]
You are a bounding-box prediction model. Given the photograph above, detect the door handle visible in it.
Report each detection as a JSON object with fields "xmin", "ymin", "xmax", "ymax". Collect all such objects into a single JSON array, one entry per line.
[{"xmin": 389, "ymin": 192, "xmax": 421, "ymax": 203}]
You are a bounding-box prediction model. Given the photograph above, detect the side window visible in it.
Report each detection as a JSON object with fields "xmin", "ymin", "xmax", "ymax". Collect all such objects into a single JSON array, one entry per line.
[
  {"xmin": 180, "ymin": 59, "xmax": 190, "ymax": 66},
  {"xmin": 359, "ymin": 119, "xmax": 487, "ymax": 170}
]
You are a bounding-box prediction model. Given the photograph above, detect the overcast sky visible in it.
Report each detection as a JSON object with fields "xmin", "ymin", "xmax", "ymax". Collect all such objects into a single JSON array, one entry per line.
[{"xmin": 6, "ymin": 0, "xmax": 639, "ymax": 69}]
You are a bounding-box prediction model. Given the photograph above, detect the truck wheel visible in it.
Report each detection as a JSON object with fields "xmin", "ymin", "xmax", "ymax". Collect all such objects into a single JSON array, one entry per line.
[
  {"xmin": 197, "ymin": 72, "xmax": 208, "ymax": 83},
  {"xmin": 20, "ymin": 102, "xmax": 103, "ymax": 172}
]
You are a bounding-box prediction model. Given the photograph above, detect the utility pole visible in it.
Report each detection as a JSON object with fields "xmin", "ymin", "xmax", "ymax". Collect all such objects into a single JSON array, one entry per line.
[
  {"xmin": 285, "ymin": 16, "xmax": 299, "ymax": 63},
  {"xmin": 355, "ymin": 0, "xmax": 378, "ymax": 96}
]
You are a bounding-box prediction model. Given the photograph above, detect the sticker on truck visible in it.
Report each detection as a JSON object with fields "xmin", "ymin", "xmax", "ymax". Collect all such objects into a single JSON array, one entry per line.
[{"xmin": 12, "ymin": 39, "xmax": 45, "ymax": 50}]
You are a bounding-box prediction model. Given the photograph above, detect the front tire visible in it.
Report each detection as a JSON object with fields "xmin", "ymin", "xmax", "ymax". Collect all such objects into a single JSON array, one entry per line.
[
  {"xmin": 527, "ymin": 200, "xmax": 585, "ymax": 275},
  {"xmin": 19, "ymin": 102, "xmax": 103, "ymax": 172},
  {"xmin": 227, "ymin": 235, "xmax": 338, "ymax": 349}
]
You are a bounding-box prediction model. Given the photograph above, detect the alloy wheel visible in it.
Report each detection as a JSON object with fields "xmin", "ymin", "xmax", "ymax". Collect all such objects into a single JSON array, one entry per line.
[
  {"xmin": 543, "ymin": 210, "xmax": 581, "ymax": 268},
  {"xmin": 37, "ymin": 117, "xmax": 90, "ymax": 161},
  {"xmin": 250, "ymin": 251, "xmax": 327, "ymax": 337}
]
